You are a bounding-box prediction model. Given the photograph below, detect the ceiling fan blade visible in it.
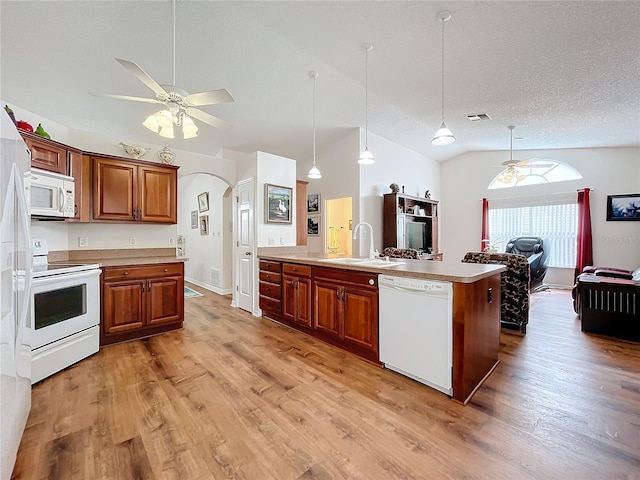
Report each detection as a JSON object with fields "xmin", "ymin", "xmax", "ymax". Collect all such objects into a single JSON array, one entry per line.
[
  {"xmin": 185, "ymin": 89, "xmax": 235, "ymax": 107},
  {"xmin": 186, "ymin": 107, "xmax": 230, "ymax": 129},
  {"xmin": 115, "ymin": 58, "xmax": 168, "ymax": 98},
  {"xmin": 89, "ymin": 92, "xmax": 162, "ymax": 104}
]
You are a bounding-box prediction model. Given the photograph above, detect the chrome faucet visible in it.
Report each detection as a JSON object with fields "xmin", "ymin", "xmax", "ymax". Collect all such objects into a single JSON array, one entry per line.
[{"xmin": 353, "ymin": 222, "xmax": 376, "ymax": 259}]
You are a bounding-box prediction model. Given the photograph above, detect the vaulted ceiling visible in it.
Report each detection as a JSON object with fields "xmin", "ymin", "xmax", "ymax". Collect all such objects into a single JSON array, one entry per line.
[{"xmin": 2, "ymin": 1, "xmax": 639, "ymax": 164}]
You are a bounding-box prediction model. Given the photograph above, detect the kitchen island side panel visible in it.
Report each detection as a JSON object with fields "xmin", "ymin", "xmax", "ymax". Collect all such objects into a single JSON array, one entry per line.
[{"xmin": 452, "ymin": 273, "xmax": 501, "ymax": 404}]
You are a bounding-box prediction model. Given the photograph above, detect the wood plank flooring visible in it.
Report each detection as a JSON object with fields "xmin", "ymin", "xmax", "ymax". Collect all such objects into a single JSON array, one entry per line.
[{"xmin": 12, "ymin": 288, "xmax": 640, "ymax": 479}]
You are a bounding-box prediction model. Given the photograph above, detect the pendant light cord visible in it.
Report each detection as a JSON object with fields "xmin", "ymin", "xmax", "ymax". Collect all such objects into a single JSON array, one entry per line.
[
  {"xmin": 313, "ymin": 73, "xmax": 317, "ymax": 166},
  {"xmin": 440, "ymin": 16, "xmax": 445, "ymax": 123},
  {"xmin": 364, "ymin": 46, "xmax": 369, "ymax": 148}
]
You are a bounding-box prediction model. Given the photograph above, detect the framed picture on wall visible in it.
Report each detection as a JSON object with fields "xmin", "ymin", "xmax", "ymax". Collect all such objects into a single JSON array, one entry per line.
[
  {"xmin": 265, "ymin": 184, "xmax": 292, "ymax": 224},
  {"xmin": 200, "ymin": 215, "xmax": 210, "ymax": 235},
  {"xmin": 307, "ymin": 193, "xmax": 320, "ymax": 213},
  {"xmin": 606, "ymin": 193, "xmax": 640, "ymax": 221},
  {"xmin": 307, "ymin": 215, "xmax": 320, "ymax": 236},
  {"xmin": 198, "ymin": 192, "xmax": 209, "ymax": 213},
  {"xmin": 190, "ymin": 210, "xmax": 198, "ymax": 229}
]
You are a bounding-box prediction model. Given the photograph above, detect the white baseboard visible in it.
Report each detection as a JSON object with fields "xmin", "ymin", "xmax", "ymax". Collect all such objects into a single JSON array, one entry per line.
[{"xmin": 185, "ymin": 277, "xmax": 233, "ymax": 296}]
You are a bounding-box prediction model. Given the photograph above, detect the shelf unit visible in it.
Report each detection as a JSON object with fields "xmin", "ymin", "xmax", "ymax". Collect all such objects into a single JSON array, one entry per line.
[{"xmin": 383, "ymin": 193, "xmax": 439, "ymax": 256}]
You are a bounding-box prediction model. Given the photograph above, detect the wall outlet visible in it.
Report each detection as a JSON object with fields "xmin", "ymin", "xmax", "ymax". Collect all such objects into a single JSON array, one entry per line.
[
  {"xmin": 268, "ymin": 237, "xmax": 275, "ymax": 245},
  {"xmin": 78, "ymin": 237, "xmax": 88, "ymax": 248},
  {"xmin": 168, "ymin": 237, "xmax": 176, "ymax": 246},
  {"xmin": 129, "ymin": 237, "xmax": 136, "ymax": 246},
  {"xmin": 279, "ymin": 237, "xmax": 285, "ymax": 245}
]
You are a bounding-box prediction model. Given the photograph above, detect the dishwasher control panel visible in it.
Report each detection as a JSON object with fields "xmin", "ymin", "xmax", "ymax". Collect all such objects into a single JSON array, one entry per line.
[{"xmin": 380, "ymin": 275, "xmax": 450, "ymax": 292}]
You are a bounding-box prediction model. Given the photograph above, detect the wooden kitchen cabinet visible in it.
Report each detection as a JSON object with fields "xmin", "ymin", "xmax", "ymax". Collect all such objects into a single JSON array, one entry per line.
[
  {"xmin": 92, "ymin": 155, "xmax": 178, "ymax": 224},
  {"xmin": 282, "ymin": 263, "xmax": 312, "ymax": 328},
  {"xmin": 67, "ymin": 152, "xmax": 91, "ymax": 222},
  {"xmin": 21, "ymin": 132, "xmax": 68, "ymax": 174},
  {"xmin": 313, "ymin": 266, "xmax": 379, "ymax": 362},
  {"xmin": 101, "ymin": 262, "xmax": 184, "ymax": 346},
  {"xmin": 259, "ymin": 260, "xmax": 282, "ymax": 317}
]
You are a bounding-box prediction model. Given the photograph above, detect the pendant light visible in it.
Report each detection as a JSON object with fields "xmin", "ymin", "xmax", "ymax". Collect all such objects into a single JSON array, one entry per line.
[
  {"xmin": 307, "ymin": 71, "xmax": 322, "ymax": 179},
  {"xmin": 431, "ymin": 11, "xmax": 455, "ymax": 146},
  {"xmin": 358, "ymin": 43, "xmax": 375, "ymax": 165}
]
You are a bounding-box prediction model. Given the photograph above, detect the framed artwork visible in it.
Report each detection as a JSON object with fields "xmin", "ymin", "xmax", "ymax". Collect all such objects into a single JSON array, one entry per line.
[
  {"xmin": 190, "ymin": 210, "xmax": 198, "ymax": 229},
  {"xmin": 264, "ymin": 184, "xmax": 292, "ymax": 224},
  {"xmin": 307, "ymin": 193, "xmax": 320, "ymax": 214},
  {"xmin": 200, "ymin": 215, "xmax": 210, "ymax": 235},
  {"xmin": 606, "ymin": 193, "xmax": 640, "ymax": 221},
  {"xmin": 198, "ymin": 192, "xmax": 209, "ymax": 213},
  {"xmin": 307, "ymin": 215, "xmax": 320, "ymax": 236}
]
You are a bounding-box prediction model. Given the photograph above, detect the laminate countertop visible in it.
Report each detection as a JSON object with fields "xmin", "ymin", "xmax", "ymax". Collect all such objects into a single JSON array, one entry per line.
[
  {"xmin": 49, "ymin": 248, "xmax": 187, "ymax": 268},
  {"xmin": 258, "ymin": 252, "xmax": 504, "ymax": 284}
]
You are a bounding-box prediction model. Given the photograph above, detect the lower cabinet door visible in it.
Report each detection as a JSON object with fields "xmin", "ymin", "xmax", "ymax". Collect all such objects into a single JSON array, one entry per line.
[
  {"xmin": 342, "ymin": 287, "xmax": 378, "ymax": 353},
  {"xmin": 313, "ymin": 280, "xmax": 341, "ymax": 337},
  {"xmin": 147, "ymin": 275, "xmax": 183, "ymax": 326},
  {"xmin": 295, "ymin": 277, "xmax": 312, "ymax": 327},
  {"xmin": 103, "ymin": 280, "xmax": 146, "ymax": 334}
]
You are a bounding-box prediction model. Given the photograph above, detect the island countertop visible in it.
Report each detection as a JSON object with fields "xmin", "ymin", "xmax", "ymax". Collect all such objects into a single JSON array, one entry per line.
[{"xmin": 257, "ymin": 251, "xmax": 504, "ymax": 283}]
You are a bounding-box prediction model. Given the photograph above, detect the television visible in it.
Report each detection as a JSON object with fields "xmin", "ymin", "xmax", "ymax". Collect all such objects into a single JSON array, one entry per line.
[{"xmin": 406, "ymin": 222, "xmax": 431, "ymax": 252}]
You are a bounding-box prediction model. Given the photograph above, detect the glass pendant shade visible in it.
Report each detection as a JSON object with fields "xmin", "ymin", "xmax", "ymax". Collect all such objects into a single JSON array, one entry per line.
[
  {"xmin": 358, "ymin": 148, "xmax": 375, "ymax": 165},
  {"xmin": 431, "ymin": 122, "xmax": 455, "ymax": 145},
  {"xmin": 142, "ymin": 108, "xmax": 198, "ymax": 139},
  {"xmin": 158, "ymin": 125, "xmax": 175, "ymax": 139},
  {"xmin": 307, "ymin": 165, "xmax": 322, "ymax": 179},
  {"xmin": 142, "ymin": 114, "xmax": 160, "ymax": 133}
]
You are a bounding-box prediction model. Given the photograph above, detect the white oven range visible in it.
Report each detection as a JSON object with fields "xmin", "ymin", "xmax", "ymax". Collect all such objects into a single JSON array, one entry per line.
[{"xmin": 31, "ymin": 239, "xmax": 101, "ymax": 384}]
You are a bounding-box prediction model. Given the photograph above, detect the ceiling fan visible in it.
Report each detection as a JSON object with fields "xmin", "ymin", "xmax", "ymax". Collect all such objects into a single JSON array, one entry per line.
[
  {"xmin": 90, "ymin": 0, "xmax": 233, "ymax": 138},
  {"xmin": 492, "ymin": 126, "xmax": 554, "ymax": 184}
]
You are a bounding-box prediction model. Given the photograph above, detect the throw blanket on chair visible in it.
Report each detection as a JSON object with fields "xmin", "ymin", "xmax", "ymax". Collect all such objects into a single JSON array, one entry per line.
[{"xmin": 462, "ymin": 252, "xmax": 530, "ymax": 334}]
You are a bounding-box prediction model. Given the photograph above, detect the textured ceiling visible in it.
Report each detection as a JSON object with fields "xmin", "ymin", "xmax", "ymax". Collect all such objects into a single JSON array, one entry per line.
[{"xmin": 1, "ymin": 1, "xmax": 639, "ymax": 164}]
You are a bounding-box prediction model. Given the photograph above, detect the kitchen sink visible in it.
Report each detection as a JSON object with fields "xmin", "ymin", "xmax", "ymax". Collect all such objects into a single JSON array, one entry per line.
[{"xmin": 318, "ymin": 257, "xmax": 405, "ymax": 268}]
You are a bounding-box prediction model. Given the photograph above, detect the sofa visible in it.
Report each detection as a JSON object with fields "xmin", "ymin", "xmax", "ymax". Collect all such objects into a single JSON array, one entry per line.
[
  {"xmin": 572, "ymin": 265, "xmax": 640, "ymax": 341},
  {"xmin": 461, "ymin": 252, "xmax": 530, "ymax": 333}
]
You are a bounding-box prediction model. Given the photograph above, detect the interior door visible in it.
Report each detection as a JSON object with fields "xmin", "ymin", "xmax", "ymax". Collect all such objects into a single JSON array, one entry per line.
[{"xmin": 235, "ymin": 178, "xmax": 254, "ymax": 313}]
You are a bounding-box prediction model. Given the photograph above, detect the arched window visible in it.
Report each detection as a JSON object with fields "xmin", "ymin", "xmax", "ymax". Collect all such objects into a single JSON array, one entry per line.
[{"xmin": 488, "ymin": 158, "xmax": 582, "ymax": 190}]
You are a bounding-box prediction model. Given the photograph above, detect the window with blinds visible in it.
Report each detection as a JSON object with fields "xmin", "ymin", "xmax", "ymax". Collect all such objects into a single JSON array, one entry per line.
[{"xmin": 488, "ymin": 196, "xmax": 577, "ymax": 268}]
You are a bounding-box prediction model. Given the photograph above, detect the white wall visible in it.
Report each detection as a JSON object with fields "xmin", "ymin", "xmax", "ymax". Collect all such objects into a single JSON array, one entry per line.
[
  {"xmin": 256, "ymin": 151, "xmax": 297, "ymax": 247},
  {"xmin": 441, "ymin": 146, "xmax": 640, "ymax": 287},
  {"xmin": 178, "ymin": 173, "xmax": 232, "ymax": 294},
  {"xmin": 359, "ymin": 129, "xmax": 440, "ymax": 257},
  {"xmin": 296, "ymin": 128, "xmax": 439, "ymax": 257}
]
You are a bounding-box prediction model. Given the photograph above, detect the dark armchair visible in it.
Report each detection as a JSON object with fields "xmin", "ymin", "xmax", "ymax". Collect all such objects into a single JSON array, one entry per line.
[{"xmin": 505, "ymin": 236, "xmax": 549, "ymax": 292}]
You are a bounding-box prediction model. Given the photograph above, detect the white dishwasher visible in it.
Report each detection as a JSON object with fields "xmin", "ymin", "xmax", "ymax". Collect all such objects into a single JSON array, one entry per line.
[{"xmin": 378, "ymin": 274, "xmax": 453, "ymax": 395}]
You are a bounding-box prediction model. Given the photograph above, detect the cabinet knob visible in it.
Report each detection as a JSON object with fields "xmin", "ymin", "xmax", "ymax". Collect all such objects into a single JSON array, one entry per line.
[
  {"xmin": 123, "ymin": 272, "xmax": 128, "ymax": 276},
  {"xmin": 163, "ymin": 268, "xmax": 168, "ymax": 272}
]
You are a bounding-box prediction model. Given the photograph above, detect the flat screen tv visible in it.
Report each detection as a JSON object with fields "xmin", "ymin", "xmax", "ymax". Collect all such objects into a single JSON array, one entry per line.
[{"xmin": 406, "ymin": 222, "xmax": 431, "ymax": 252}]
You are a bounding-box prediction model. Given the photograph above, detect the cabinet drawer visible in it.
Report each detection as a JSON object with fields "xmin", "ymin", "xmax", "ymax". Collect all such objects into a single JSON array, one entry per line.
[
  {"xmin": 259, "ymin": 271, "xmax": 282, "ymax": 284},
  {"xmin": 259, "ymin": 295, "xmax": 281, "ymax": 314},
  {"xmin": 259, "ymin": 281, "xmax": 281, "ymax": 300},
  {"xmin": 103, "ymin": 263, "xmax": 183, "ymax": 281},
  {"xmin": 259, "ymin": 260, "xmax": 281, "ymax": 272},
  {"xmin": 283, "ymin": 263, "xmax": 311, "ymax": 277}
]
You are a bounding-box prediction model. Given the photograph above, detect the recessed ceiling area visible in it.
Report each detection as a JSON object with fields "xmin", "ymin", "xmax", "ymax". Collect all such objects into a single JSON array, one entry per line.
[{"xmin": 1, "ymin": 1, "xmax": 638, "ymax": 163}]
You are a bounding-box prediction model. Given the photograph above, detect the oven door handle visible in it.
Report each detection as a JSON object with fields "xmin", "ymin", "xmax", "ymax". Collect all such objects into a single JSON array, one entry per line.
[{"xmin": 33, "ymin": 269, "xmax": 102, "ymax": 286}]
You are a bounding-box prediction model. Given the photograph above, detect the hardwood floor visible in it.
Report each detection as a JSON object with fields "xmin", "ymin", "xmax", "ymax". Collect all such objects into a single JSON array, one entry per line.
[{"xmin": 12, "ymin": 288, "xmax": 640, "ymax": 479}]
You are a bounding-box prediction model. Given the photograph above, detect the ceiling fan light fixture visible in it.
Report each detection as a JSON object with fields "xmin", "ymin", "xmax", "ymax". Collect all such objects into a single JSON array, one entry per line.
[
  {"xmin": 142, "ymin": 114, "xmax": 160, "ymax": 133},
  {"xmin": 157, "ymin": 109, "xmax": 174, "ymax": 129},
  {"xmin": 158, "ymin": 124, "xmax": 175, "ymax": 139},
  {"xmin": 431, "ymin": 121, "xmax": 455, "ymax": 145}
]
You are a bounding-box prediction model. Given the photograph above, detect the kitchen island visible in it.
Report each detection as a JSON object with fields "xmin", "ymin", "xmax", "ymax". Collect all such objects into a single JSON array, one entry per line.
[{"xmin": 258, "ymin": 251, "xmax": 505, "ymax": 404}]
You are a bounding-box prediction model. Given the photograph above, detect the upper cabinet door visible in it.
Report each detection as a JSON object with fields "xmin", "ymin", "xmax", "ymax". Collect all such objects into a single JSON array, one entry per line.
[
  {"xmin": 92, "ymin": 156, "xmax": 136, "ymax": 221},
  {"xmin": 25, "ymin": 136, "xmax": 68, "ymax": 175},
  {"xmin": 138, "ymin": 164, "xmax": 177, "ymax": 224}
]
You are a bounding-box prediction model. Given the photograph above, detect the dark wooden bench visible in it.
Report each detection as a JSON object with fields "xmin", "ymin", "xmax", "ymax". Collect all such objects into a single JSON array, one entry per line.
[{"xmin": 577, "ymin": 275, "xmax": 640, "ymax": 342}]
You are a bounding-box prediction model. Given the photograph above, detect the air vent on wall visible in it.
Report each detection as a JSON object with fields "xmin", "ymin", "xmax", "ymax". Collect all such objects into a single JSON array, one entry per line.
[{"xmin": 466, "ymin": 113, "xmax": 492, "ymax": 121}]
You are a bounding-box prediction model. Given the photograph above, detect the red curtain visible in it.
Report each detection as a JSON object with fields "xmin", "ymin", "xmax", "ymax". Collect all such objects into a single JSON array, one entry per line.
[
  {"xmin": 575, "ymin": 188, "xmax": 593, "ymax": 278},
  {"xmin": 481, "ymin": 198, "xmax": 489, "ymax": 251}
]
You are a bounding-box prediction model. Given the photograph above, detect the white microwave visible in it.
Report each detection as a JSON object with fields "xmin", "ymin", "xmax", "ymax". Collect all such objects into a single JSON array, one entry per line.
[{"xmin": 29, "ymin": 168, "xmax": 75, "ymax": 218}]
